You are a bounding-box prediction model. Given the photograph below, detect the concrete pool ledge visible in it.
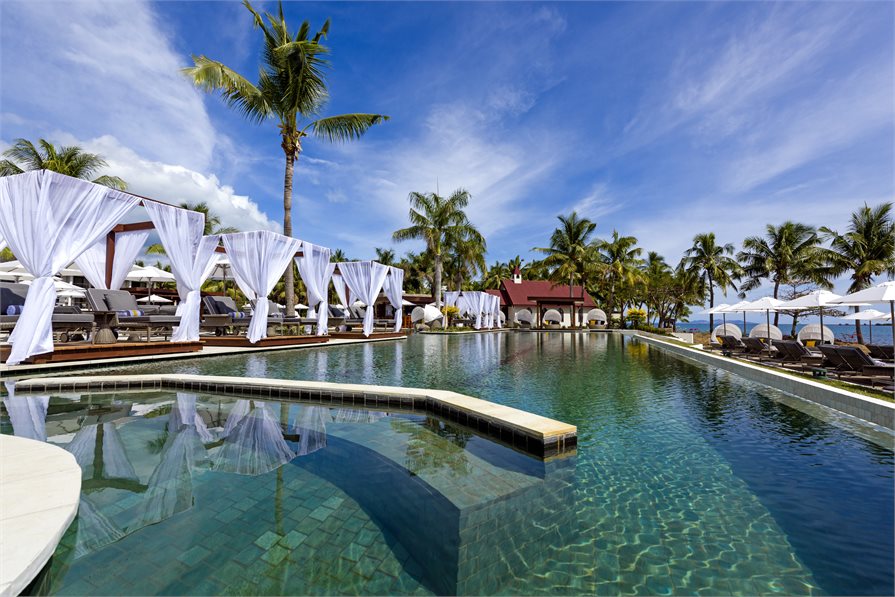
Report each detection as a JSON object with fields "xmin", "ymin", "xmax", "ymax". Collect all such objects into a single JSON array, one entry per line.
[
  {"xmin": 631, "ymin": 332, "xmax": 895, "ymax": 431},
  {"xmin": 0, "ymin": 435, "xmax": 81, "ymax": 597},
  {"xmin": 11, "ymin": 374, "xmax": 578, "ymax": 459}
]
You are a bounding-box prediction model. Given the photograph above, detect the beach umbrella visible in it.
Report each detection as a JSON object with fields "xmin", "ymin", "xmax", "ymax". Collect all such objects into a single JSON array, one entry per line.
[
  {"xmin": 720, "ymin": 300, "xmax": 752, "ymax": 334},
  {"xmin": 401, "ymin": 299, "xmax": 415, "ymax": 307},
  {"xmin": 829, "ymin": 281, "xmax": 895, "ymax": 346},
  {"xmin": 126, "ymin": 265, "xmax": 176, "ymax": 300},
  {"xmin": 837, "ymin": 308, "xmax": 889, "ymax": 344},
  {"xmin": 136, "ymin": 294, "xmax": 173, "ymax": 304},
  {"xmin": 706, "ymin": 303, "xmax": 732, "ymax": 331},
  {"xmin": 776, "ymin": 290, "xmax": 864, "ymax": 345},
  {"xmin": 741, "ymin": 297, "xmax": 783, "ymax": 347}
]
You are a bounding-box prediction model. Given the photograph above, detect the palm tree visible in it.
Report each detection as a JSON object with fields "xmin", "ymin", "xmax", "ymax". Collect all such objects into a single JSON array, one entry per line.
[
  {"xmin": 683, "ymin": 232, "xmax": 742, "ymax": 330},
  {"xmin": 507, "ymin": 255, "xmax": 524, "ymax": 274},
  {"xmin": 331, "ymin": 248, "xmax": 348, "ymax": 263},
  {"xmin": 446, "ymin": 236, "xmax": 486, "ymax": 290},
  {"xmin": 392, "ymin": 189, "xmax": 484, "ymax": 308},
  {"xmin": 532, "ymin": 212, "xmax": 597, "ymax": 326},
  {"xmin": 184, "ymin": 0, "xmax": 389, "ymax": 315},
  {"xmin": 594, "ymin": 231, "xmax": 644, "ymax": 325},
  {"xmin": 0, "ymin": 138, "xmax": 126, "ymax": 189},
  {"xmin": 820, "ymin": 202, "xmax": 895, "ymax": 343},
  {"xmin": 737, "ymin": 222, "xmax": 830, "ymax": 326},
  {"xmin": 374, "ymin": 247, "xmax": 396, "ymax": 267},
  {"xmin": 642, "ymin": 251, "xmax": 671, "ymax": 326},
  {"xmin": 481, "ymin": 261, "xmax": 511, "ymax": 290}
]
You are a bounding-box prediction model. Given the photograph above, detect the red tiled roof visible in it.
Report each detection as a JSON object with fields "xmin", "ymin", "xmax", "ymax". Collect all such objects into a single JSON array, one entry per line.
[
  {"xmin": 485, "ymin": 288, "xmax": 505, "ymax": 306},
  {"xmin": 498, "ymin": 279, "xmax": 595, "ymax": 308}
]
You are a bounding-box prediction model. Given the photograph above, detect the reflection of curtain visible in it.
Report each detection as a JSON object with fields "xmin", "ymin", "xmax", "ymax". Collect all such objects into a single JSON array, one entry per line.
[
  {"xmin": 0, "ymin": 170, "xmax": 140, "ymax": 364},
  {"xmin": 73, "ymin": 497, "xmax": 125, "ymax": 559},
  {"xmin": 215, "ymin": 400, "xmax": 294, "ymax": 475},
  {"xmin": 173, "ymin": 393, "xmax": 214, "ymax": 443},
  {"xmin": 66, "ymin": 423, "xmax": 139, "ymax": 481},
  {"xmin": 144, "ymin": 200, "xmax": 219, "ymax": 342},
  {"xmin": 134, "ymin": 425, "xmax": 208, "ymax": 530},
  {"xmin": 288, "ymin": 405, "xmax": 329, "ymax": 456},
  {"xmin": 3, "ymin": 383, "xmax": 48, "ymax": 441}
]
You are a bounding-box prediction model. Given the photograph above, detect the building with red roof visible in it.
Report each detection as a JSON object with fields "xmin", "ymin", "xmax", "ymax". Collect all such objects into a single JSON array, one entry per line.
[{"xmin": 486, "ymin": 268, "xmax": 604, "ymax": 327}]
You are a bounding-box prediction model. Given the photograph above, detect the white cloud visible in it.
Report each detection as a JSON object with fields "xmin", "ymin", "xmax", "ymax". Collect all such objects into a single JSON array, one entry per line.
[
  {"xmin": 0, "ymin": 0, "xmax": 217, "ymax": 172},
  {"xmin": 76, "ymin": 135, "xmax": 279, "ymax": 233},
  {"xmin": 572, "ymin": 183, "xmax": 622, "ymax": 221}
]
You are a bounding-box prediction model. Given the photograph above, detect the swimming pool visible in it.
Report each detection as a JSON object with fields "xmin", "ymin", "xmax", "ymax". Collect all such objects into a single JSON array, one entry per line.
[{"xmin": 4, "ymin": 333, "xmax": 893, "ymax": 595}]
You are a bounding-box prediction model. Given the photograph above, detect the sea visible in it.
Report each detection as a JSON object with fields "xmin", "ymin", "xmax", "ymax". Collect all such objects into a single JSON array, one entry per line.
[{"xmin": 680, "ymin": 322, "xmax": 893, "ymax": 345}]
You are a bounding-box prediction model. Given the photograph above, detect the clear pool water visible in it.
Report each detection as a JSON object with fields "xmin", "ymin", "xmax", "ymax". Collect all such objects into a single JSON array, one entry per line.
[{"xmin": 3, "ymin": 332, "xmax": 893, "ymax": 595}]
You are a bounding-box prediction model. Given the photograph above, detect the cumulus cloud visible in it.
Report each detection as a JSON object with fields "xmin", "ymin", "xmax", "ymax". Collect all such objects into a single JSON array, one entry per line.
[
  {"xmin": 0, "ymin": 0, "xmax": 217, "ymax": 172},
  {"xmin": 78, "ymin": 135, "xmax": 279, "ymax": 233}
]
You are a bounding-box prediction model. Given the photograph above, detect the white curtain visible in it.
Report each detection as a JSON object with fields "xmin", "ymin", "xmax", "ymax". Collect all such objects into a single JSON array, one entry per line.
[
  {"xmin": 495, "ymin": 294, "xmax": 503, "ymax": 329},
  {"xmin": 331, "ymin": 272, "xmax": 353, "ymax": 313},
  {"xmin": 222, "ymin": 231, "xmax": 301, "ymax": 343},
  {"xmin": 144, "ymin": 201, "xmax": 219, "ymax": 343},
  {"xmin": 456, "ymin": 293, "xmax": 471, "ymax": 317},
  {"xmin": 337, "ymin": 261, "xmax": 389, "ymax": 336},
  {"xmin": 75, "ymin": 230, "xmax": 149, "ymax": 290},
  {"xmin": 0, "ymin": 170, "xmax": 139, "ymax": 364},
  {"xmin": 295, "ymin": 241, "xmax": 333, "ymax": 336},
  {"xmin": 444, "ymin": 291, "xmax": 460, "ymax": 308},
  {"xmin": 382, "ymin": 266, "xmax": 404, "ymax": 332},
  {"xmin": 472, "ymin": 292, "xmax": 488, "ymax": 329}
]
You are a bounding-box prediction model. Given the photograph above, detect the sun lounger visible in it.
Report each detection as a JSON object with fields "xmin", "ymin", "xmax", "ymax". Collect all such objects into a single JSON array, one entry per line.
[
  {"xmin": 867, "ymin": 344, "xmax": 894, "ymax": 361},
  {"xmin": 741, "ymin": 336, "xmax": 777, "ymax": 358},
  {"xmin": 717, "ymin": 335, "xmax": 746, "ymax": 353},
  {"xmin": 835, "ymin": 346, "xmax": 894, "ymax": 379},
  {"xmin": 1, "ymin": 282, "xmax": 95, "ymax": 341},
  {"xmin": 202, "ymin": 296, "xmax": 251, "ymax": 328},
  {"xmin": 87, "ymin": 288, "xmax": 180, "ymax": 341}
]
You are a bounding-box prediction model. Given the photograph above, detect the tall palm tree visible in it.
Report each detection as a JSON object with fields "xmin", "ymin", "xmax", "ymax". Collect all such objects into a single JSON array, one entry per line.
[
  {"xmin": 737, "ymin": 221, "xmax": 830, "ymax": 326},
  {"xmin": 374, "ymin": 247, "xmax": 396, "ymax": 267},
  {"xmin": 532, "ymin": 211, "xmax": 597, "ymax": 326},
  {"xmin": 446, "ymin": 236, "xmax": 486, "ymax": 290},
  {"xmin": 594, "ymin": 231, "xmax": 644, "ymax": 324},
  {"xmin": 184, "ymin": 0, "xmax": 388, "ymax": 315},
  {"xmin": 642, "ymin": 251, "xmax": 671, "ymax": 326},
  {"xmin": 683, "ymin": 232, "xmax": 742, "ymax": 330},
  {"xmin": 392, "ymin": 189, "xmax": 484, "ymax": 308},
  {"xmin": 820, "ymin": 202, "xmax": 895, "ymax": 343},
  {"xmin": 0, "ymin": 138, "xmax": 126, "ymax": 190},
  {"xmin": 507, "ymin": 255, "xmax": 524, "ymax": 274}
]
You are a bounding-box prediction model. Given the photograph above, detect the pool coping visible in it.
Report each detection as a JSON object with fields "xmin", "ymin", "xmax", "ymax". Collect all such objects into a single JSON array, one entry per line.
[
  {"xmin": 10, "ymin": 374, "xmax": 578, "ymax": 460},
  {"xmin": 0, "ymin": 435, "xmax": 81, "ymax": 597},
  {"xmin": 631, "ymin": 332, "xmax": 895, "ymax": 431}
]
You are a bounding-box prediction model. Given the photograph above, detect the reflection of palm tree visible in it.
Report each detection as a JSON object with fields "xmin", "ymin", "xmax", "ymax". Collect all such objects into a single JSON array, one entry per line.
[{"xmin": 392, "ymin": 417, "xmax": 471, "ymax": 477}]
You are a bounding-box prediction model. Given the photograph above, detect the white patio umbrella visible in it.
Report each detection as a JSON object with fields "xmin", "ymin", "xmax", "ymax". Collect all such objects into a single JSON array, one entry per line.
[
  {"xmin": 22, "ymin": 278, "xmax": 84, "ymax": 292},
  {"xmin": 401, "ymin": 299, "xmax": 415, "ymax": 307},
  {"xmin": 741, "ymin": 297, "xmax": 783, "ymax": 344},
  {"xmin": 126, "ymin": 265, "xmax": 176, "ymax": 300},
  {"xmin": 837, "ymin": 308, "xmax": 889, "ymax": 344},
  {"xmin": 720, "ymin": 300, "xmax": 752, "ymax": 334},
  {"xmin": 776, "ymin": 290, "xmax": 864, "ymax": 345},
  {"xmin": 137, "ymin": 294, "xmax": 173, "ymax": 304},
  {"xmin": 830, "ymin": 281, "xmax": 895, "ymax": 345},
  {"xmin": 706, "ymin": 303, "xmax": 732, "ymax": 332},
  {"xmin": 0, "ymin": 260, "xmax": 83, "ymax": 278}
]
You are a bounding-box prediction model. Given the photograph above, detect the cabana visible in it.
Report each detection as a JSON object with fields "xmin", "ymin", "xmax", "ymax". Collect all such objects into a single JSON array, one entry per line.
[
  {"xmin": 797, "ymin": 324, "xmax": 834, "ymax": 345},
  {"xmin": 0, "ymin": 170, "xmax": 341, "ymax": 364},
  {"xmin": 331, "ymin": 261, "xmax": 405, "ymax": 337},
  {"xmin": 585, "ymin": 308, "xmax": 607, "ymax": 328}
]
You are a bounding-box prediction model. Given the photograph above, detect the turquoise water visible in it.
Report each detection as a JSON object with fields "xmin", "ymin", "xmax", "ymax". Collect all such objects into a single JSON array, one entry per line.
[{"xmin": 4, "ymin": 333, "xmax": 894, "ymax": 595}]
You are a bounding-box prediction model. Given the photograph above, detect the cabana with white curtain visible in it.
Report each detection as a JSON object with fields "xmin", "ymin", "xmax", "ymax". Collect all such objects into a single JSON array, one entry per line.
[
  {"xmin": 333, "ymin": 261, "xmax": 403, "ymax": 336},
  {"xmin": 295, "ymin": 241, "xmax": 333, "ymax": 336}
]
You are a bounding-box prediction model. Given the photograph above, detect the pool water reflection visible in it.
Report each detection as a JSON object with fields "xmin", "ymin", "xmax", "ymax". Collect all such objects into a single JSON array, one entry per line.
[{"xmin": 3, "ymin": 332, "xmax": 893, "ymax": 595}]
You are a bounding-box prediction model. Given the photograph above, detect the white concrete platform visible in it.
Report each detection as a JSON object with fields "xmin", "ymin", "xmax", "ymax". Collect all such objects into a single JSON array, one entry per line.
[{"xmin": 0, "ymin": 435, "xmax": 81, "ymax": 596}]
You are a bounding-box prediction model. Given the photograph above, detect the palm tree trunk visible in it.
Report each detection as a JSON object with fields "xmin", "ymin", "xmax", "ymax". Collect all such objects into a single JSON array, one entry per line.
[
  {"xmin": 282, "ymin": 148, "xmax": 296, "ymax": 317},
  {"xmin": 708, "ymin": 278, "xmax": 715, "ymax": 331},
  {"xmin": 434, "ymin": 253, "xmax": 443, "ymax": 309},
  {"xmin": 854, "ymin": 305, "xmax": 863, "ymax": 343},
  {"xmin": 772, "ymin": 280, "xmax": 780, "ymax": 327}
]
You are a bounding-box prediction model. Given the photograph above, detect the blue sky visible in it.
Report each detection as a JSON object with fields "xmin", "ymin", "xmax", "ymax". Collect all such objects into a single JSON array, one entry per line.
[{"xmin": 1, "ymin": 1, "xmax": 892, "ymax": 306}]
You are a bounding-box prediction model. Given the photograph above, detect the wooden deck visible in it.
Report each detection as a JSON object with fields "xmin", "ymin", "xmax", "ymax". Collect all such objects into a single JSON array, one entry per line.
[
  {"xmin": 200, "ymin": 335, "xmax": 329, "ymax": 348},
  {"xmin": 329, "ymin": 331, "xmax": 407, "ymax": 340},
  {"xmin": 0, "ymin": 341, "xmax": 203, "ymax": 364}
]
